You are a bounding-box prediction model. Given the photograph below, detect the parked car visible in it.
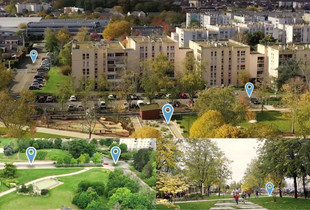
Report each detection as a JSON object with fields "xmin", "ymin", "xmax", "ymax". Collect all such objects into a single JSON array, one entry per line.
[
  {"xmin": 179, "ymin": 93, "xmax": 188, "ymax": 99},
  {"xmin": 99, "ymin": 101, "xmax": 106, "ymax": 110},
  {"xmin": 123, "ymin": 102, "xmax": 129, "ymax": 109},
  {"xmin": 250, "ymin": 98, "xmax": 260, "ymax": 104},
  {"xmin": 108, "ymin": 94, "xmax": 117, "ymax": 100},
  {"xmin": 68, "ymin": 104, "xmax": 76, "ymax": 111},
  {"xmin": 77, "ymin": 104, "xmax": 85, "ymax": 111},
  {"xmin": 69, "ymin": 95, "xmax": 77, "ymax": 102},
  {"xmin": 45, "ymin": 96, "xmax": 53, "ymax": 103},
  {"xmin": 37, "ymin": 96, "xmax": 46, "ymax": 103},
  {"xmin": 103, "ymin": 163, "xmax": 109, "ymax": 165},
  {"xmin": 29, "ymin": 86, "xmax": 40, "ymax": 90},
  {"xmin": 34, "ymin": 75, "xmax": 43, "ymax": 79},
  {"xmin": 168, "ymin": 101, "xmax": 181, "ymax": 107}
]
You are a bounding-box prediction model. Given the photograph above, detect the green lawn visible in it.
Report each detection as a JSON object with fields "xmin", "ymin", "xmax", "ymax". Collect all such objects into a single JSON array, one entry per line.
[
  {"xmin": 239, "ymin": 111, "xmax": 291, "ymax": 132},
  {"xmin": 0, "ymin": 168, "xmax": 109, "ymax": 209},
  {"xmin": 0, "ymin": 149, "xmax": 71, "ymax": 162},
  {"xmin": 250, "ymin": 197, "xmax": 310, "ymax": 209},
  {"xmin": 0, "ymin": 139, "xmax": 17, "ymax": 147},
  {"xmin": 157, "ymin": 201, "xmax": 217, "ymax": 210},
  {"xmin": 172, "ymin": 114, "xmax": 197, "ymax": 138},
  {"xmin": 33, "ymin": 67, "xmax": 69, "ymax": 95},
  {"xmin": 0, "ymin": 168, "xmax": 83, "ymax": 193}
]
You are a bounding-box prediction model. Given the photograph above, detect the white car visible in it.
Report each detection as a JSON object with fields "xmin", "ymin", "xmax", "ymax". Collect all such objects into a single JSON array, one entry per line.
[
  {"xmin": 123, "ymin": 102, "xmax": 129, "ymax": 109},
  {"xmin": 69, "ymin": 95, "xmax": 77, "ymax": 102}
]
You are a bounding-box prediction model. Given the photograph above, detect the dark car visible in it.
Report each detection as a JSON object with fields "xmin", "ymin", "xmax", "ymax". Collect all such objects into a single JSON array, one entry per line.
[
  {"xmin": 250, "ymin": 98, "xmax": 260, "ymax": 104},
  {"xmin": 37, "ymin": 96, "xmax": 46, "ymax": 103},
  {"xmin": 68, "ymin": 104, "xmax": 76, "ymax": 111},
  {"xmin": 45, "ymin": 96, "xmax": 53, "ymax": 103},
  {"xmin": 34, "ymin": 75, "xmax": 43, "ymax": 79},
  {"xmin": 168, "ymin": 101, "xmax": 181, "ymax": 107},
  {"xmin": 29, "ymin": 86, "xmax": 40, "ymax": 90}
]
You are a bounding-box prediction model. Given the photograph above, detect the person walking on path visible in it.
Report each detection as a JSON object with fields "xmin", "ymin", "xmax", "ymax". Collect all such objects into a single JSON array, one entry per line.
[
  {"xmin": 234, "ymin": 193, "xmax": 239, "ymax": 205},
  {"xmin": 255, "ymin": 190, "xmax": 259, "ymax": 198},
  {"xmin": 242, "ymin": 192, "xmax": 246, "ymax": 204}
]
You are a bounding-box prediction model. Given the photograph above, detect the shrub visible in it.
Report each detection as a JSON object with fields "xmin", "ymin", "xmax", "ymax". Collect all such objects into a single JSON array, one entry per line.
[
  {"xmin": 63, "ymin": 156, "xmax": 71, "ymax": 164},
  {"xmin": 71, "ymin": 158, "xmax": 77, "ymax": 165},
  {"xmin": 90, "ymin": 139, "xmax": 97, "ymax": 145},
  {"xmin": 54, "ymin": 139, "xmax": 62, "ymax": 149},
  {"xmin": 28, "ymin": 184, "xmax": 34, "ymax": 193},
  {"xmin": 72, "ymin": 189, "xmax": 99, "ymax": 209},
  {"xmin": 41, "ymin": 189, "xmax": 49, "ymax": 195},
  {"xmin": 57, "ymin": 157, "xmax": 63, "ymax": 164},
  {"xmin": 119, "ymin": 143, "xmax": 128, "ymax": 153},
  {"xmin": 144, "ymin": 176, "xmax": 156, "ymax": 187},
  {"xmin": 60, "ymin": 65, "xmax": 72, "ymax": 75},
  {"xmin": 19, "ymin": 184, "xmax": 28, "ymax": 193},
  {"xmin": 99, "ymin": 139, "xmax": 105, "ymax": 146},
  {"xmin": 4, "ymin": 144, "xmax": 14, "ymax": 156},
  {"xmin": 36, "ymin": 151, "xmax": 47, "ymax": 160}
]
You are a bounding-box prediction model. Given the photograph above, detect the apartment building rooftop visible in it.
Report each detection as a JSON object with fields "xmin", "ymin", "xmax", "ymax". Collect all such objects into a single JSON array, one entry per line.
[
  {"xmin": 128, "ymin": 36, "xmax": 176, "ymax": 43},
  {"xmin": 72, "ymin": 41, "xmax": 125, "ymax": 50},
  {"xmin": 193, "ymin": 40, "xmax": 248, "ymax": 48},
  {"xmin": 268, "ymin": 43, "xmax": 310, "ymax": 51}
]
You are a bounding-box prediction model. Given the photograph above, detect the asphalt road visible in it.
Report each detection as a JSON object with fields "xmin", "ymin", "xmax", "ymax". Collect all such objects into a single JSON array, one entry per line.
[{"xmin": 0, "ymin": 161, "xmax": 55, "ymax": 169}]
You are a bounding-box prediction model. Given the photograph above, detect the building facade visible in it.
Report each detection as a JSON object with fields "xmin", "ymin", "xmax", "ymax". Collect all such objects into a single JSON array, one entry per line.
[{"xmin": 119, "ymin": 138, "xmax": 156, "ymax": 151}]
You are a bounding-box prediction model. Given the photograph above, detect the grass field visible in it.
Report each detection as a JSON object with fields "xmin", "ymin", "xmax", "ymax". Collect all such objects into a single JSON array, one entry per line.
[
  {"xmin": 0, "ymin": 139, "xmax": 17, "ymax": 147},
  {"xmin": 33, "ymin": 67, "xmax": 69, "ymax": 95},
  {"xmin": 0, "ymin": 149, "xmax": 71, "ymax": 162},
  {"xmin": 239, "ymin": 111, "xmax": 291, "ymax": 132},
  {"xmin": 250, "ymin": 197, "xmax": 310, "ymax": 209},
  {"xmin": 0, "ymin": 168, "xmax": 109, "ymax": 209},
  {"xmin": 172, "ymin": 114, "xmax": 197, "ymax": 138},
  {"xmin": 157, "ymin": 201, "xmax": 217, "ymax": 210},
  {"xmin": 0, "ymin": 168, "xmax": 82, "ymax": 193}
]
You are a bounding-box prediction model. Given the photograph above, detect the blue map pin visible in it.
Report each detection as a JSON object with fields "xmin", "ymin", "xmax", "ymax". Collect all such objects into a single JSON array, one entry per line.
[
  {"xmin": 26, "ymin": 147, "xmax": 37, "ymax": 165},
  {"xmin": 162, "ymin": 104, "xmax": 174, "ymax": 124},
  {"xmin": 110, "ymin": 146, "xmax": 121, "ymax": 164},
  {"xmin": 266, "ymin": 182, "xmax": 274, "ymax": 196},
  {"xmin": 245, "ymin": 82, "xmax": 254, "ymax": 98},
  {"xmin": 30, "ymin": 50, "xmax": 38, "ymax": 63}
]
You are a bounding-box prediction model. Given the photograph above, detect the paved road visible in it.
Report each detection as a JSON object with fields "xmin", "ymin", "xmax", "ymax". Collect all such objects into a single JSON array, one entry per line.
[
  {"xmin": 0, "ymin": 167, "xmax": 90, "ymax": 198},
  {"xmin": 0, "ymin": 161, "xmax": 55, "ymax": 169}
]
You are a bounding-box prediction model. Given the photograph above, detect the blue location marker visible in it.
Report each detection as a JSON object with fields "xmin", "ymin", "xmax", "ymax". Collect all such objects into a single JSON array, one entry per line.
[
  {"xmin": 245, "ymin": 82, "xmax": 254, "ymax": 98},
  {"xmin": 110, "ymin": 146, "xmax": 121, "ymax": 164},
  {"xmin": 26, "ymin": 147, "xmax": 37, "ymax": 165},
  {"xmin": 30, "ymin": 50, "xmax": 38, "ymax": 63},
  {"xmin": 266, "ymin": 182, "xmax": 274, "ymax": 196},
  {"xmin": 162, "ymin": 104, "xmax": 174, "ymax": 124}
]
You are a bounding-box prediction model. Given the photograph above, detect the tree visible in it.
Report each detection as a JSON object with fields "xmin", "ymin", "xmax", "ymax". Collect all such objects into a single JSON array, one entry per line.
[
  {"xmin": 156, "ymin": 138, "xmax": 183, "ymax": 171},
  {"xmin": 44, "ymin": 28, "xmax": 59, "ymax": 52},
  {"xmin": 86, "ymin": 200, "xmax": 107, "ymax": 210},
  {"xmin": 133, "ymin": 149, "xmax": 151, "ymax": 171},
  {"xmin": 0, "ymin": 62, "xmax": 13, "ymax": 89},
  {"xmin": 178, "ymin": 54, "xmax": 205, "ymax": 102},
  {"xmin": 183, "ymin": 139, "xmax": 227, "ymax": 198},
  {"xmin": 78, "ymin": 154, "xmax": 86, "ymax": 164},
  {"xmin": 214, "ymin": 155, "xmax": 232, "ymax": 197},
  {"xmin": 103, "ymin": 20, "xmax": 131, "ymax": 40},
  {"xmin": 189, "ymin": 110, "xmax": 225, "ymax": 138},
  {"xmin": 56, "ymin": 76, "xmax": 74, "ymax": 110},
  {"xmin": 276, "ymin": 58, "xmax": 302, "ymax": 90},
  {"xmin": 68, "ymin": 140, "xmax": 96, "ymax": 159},
  {"xmin": 140, "ymin": 54, "xmax": 174, "ymax": 102},
  {"xmin": 0, "ymin": 163, "xmax": 17, "ymax": 178},
  {"xmin": 72, "ymin": 189, "xmax": 99, "ymax": 209},
  {"xmin": 282, "ymin": 77, "xmax": 307, "ymax": 133},
  {"xmin": 56, "ymin": 28, "xmax": 71, "ymax": 47},
  {"xmin": 108, "ymin": 187, "xmax": 131, "ymax": 207},
  {"xmin": 242, "ymin": 159, "xmax": 266, "ymax": 193},
  {"xmin": 59, "ymin": 43, "xmax": 72, "ymax": 66},
  {"xmin": 260, "ymin": 34, "xmax": 277, "ymax": 45},
  {"xmin": 256, "ymin": 74, "xmax": 272, "ymax": 113},
  {"xmin": 54, "ymin": 139, "xmax": 62, "ymax": 149},
  {"xmin": 246, "ymin": 31, "xmax": 265, "ymax": 50},
  {"xmin": 0, "ymin": 90, "xmax": 36, "ymax": 138},
  {"xmin": 3, "ymin": 144, "xmax": 14, "ymax": 156},
  {"xmin": 119, "ymin": 143, "xmax": 128, "ymax": 153},
  {"xmin": 296, "ymin": 91, "xmax": 310, "ymax": 137},
  {"xmin": 74, "ymin": 27, "xmax": 91, "ymax": 41},
  {"xmin": 121, "ymin": 193, "xmax": 153, "ymax": 210},
  {"xmin": 64, "ymin": 156, "xmax": 71, "ymax": 164},
  {"xmin": 104, "ymin": 139, "xmax": 113, "ymax": 147},
  {"xmin": 130, "ymin": 126, "xmax": 161, "ymax": 138},
  {"xmin": 214, "ymin": 124, "xmax": 243, "ymax": 138},
  {"xmin": 237, "ymin": 71, "xmax": 251, "ymax": 86},
  {"xmin": 243, "ymin": 123, "xmax": 279, "ymax": 138},
  {"xmin": 194, "ymin": 87, "xmax": 246, "ymax": 125}
]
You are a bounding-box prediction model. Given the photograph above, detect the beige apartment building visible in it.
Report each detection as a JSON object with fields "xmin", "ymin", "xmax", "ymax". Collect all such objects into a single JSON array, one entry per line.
[
  {"xmin": 71, "ymin": 36, "xmax": 190, "ymax": 89},
  {"xmin": 257, "ymin": 43, "xmax": 310, "ymax": 78},
  {"xmin": 189, "ymin": 40, "xmax": 254, "ymax": 86}
]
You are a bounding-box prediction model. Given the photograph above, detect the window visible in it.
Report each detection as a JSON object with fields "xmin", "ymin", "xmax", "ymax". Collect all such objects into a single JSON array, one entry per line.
[
  {"xmin": 240, "ymin": 65, "xmax": 246, "ymax": 70},
  {"xmin": 82, "ymin": 54, "xmax": 85, "ymax": 59},
  {"xmin": 108, "ymin": 75, "xmax": 114, "ymax": 79},
  {"xmin": 86, "ymin": 53, "xmax": 89, "ymax": 59},
  {"xmin": 170, "ymin": 46, "xmax": 174, "ymax": 50},
  {"xmin": 159, "ymin": 46, "xmax": 162, "ymax": 51},
  {"xmin": 241, "ymin": 58, "xmax": 245, "ymax": 63},
  {"xmin": 222, "ymin": 51, "xmax": 224, "ymax": 56},
  {"xmin": 140, "ymin": 46, "xmax": 144, "ymax": 51},
  {"xmin": 167, "ymin": 46, "xmax": 169, "ymax": 51},
  {"xmin": 211, "ymin": 52, "xmax": 213, "ymax": 56},
  {"xmin": 87, "ymin": 69, "xmax": 89, "ymax": 75},
  {"xmin": 152, "ymin": 46, "xmax": 155, "ymax": 51},
  {"xmin": 241, "ymin": 51, "xmax": 245, "ymax": 56},
  {"xmin": 170, "ymin": 52, "xmax": 175, "ymax": 58},
  {"xmin": 83, "ymin": 69, "xmax": 85, "ymax": 75},
  {"xmin": 237, "ymin": 51, "xmax": 240, "ymax": 56},
  {"xmin": 95, "ymin": 53, "xmax": 98, "ymax": 59}
]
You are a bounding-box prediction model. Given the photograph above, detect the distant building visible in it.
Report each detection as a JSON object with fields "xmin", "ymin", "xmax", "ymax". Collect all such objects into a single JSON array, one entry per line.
[
  {"xmin": 131, "ymin": 26, "xmax": 163, "ymax": 36},
  {"xmin": 139, "ymin": 104, "xmax": 161, "ymax": 120},
  {"xmin": 64, "ymin": 7, "xmax": 84, "ymax": 14},
  {"xmin": 119, "ymin": 138, "xmax": 156, "ymax": 151},
  {"xmin": 15, "ymin": 3, "xmax": 51, "ymax": 13},
  {"xmin": 0, "ymin": 17, "xmax": 41, "ymax": 28},
  {"xmin": 0, "ymin": 35, "xmax": 25, "ymax": 60},
  {"xmin": 27, "ymin": 19, "xmax": 110, "ymax": 36},
  {"xmin": 128, "ymin": 11, "xmax": 146, "ymax": 18}
]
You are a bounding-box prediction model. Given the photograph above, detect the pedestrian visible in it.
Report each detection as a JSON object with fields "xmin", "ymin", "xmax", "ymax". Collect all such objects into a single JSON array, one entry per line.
[
  {"xmin": 248, "ymin": 192, "xmax": 251, "ymax": 198},
  {"xmin": 234, "ymin": 193, "xmax": 239, "ymax": 205},
  {"xmin": 255, "ymin": 190, "xmax": 259, "ymax": 198},
  {"xmin": 242, "ymin": 193, "xmax": 245, "ymax": 204},
  {"xmin": 169, "ymin": 192, "xmax": 173, "ymax": 203}
]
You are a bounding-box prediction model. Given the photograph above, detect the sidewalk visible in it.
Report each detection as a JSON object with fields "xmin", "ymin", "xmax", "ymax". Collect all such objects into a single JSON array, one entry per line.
[{"xmin": 210, "ymin": 199, "xmax": 267, "ymax": 210}]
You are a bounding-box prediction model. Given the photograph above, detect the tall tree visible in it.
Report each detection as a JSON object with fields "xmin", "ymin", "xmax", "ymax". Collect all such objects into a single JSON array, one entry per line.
[
  {"xmin": 103, "ymin": 20, "xmax": 132, "ymax": 40},
  {"xmin": 0, "ymin": 62, "xmax": 13, "ymax": 90},
  {"xmin": 44, "ymin": 28, "xmax": 59, "ymax": 52},
  {"xmin": 56, "ymin": 28, "xmax": 71, "ymax": 47}
]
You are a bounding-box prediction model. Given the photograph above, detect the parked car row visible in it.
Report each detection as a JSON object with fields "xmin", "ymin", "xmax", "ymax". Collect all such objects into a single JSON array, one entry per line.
[
  {"xmin": 36, "ymin": 95, "xmax": 55, "ymax": 103},
  {"xmin": 29, "ymin": 58, "xmax": 50, "ymax": 90}
]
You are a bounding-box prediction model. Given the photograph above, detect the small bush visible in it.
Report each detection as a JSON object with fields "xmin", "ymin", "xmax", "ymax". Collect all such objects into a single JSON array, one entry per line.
[
  {"xmin": 41, "ymin": 189, "xmax": 49, "ymax": 195},
  {"xmin": 60, "ymin": 65, "xmax": 72, "ymax": 75},
  {"xmin": 36, "ymin": 151, "xmax": 47, "ymax": 160},
  {"xmin": 4, "ymin": 144, "xmax": 14, "ymax": 156}
]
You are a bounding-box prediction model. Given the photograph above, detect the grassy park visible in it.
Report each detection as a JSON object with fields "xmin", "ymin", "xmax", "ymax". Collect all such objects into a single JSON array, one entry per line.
[
  {"xmin": 33, "ymin": 67, "xmax": 69, "ymax": 95},
  {"xmin": 250, "ymin": 197, "xmax": 310, "ymax": 209},
  {"xmin": 0, "ymin": 168, "xmax": 82, "ymax": 193},
  {"xmin": 0, "ymin": 168, "xmax": 109, "ymax": 209},
  {"xmin": 157, "ymin": 201, "xmax": 217, "ymax": 209}
]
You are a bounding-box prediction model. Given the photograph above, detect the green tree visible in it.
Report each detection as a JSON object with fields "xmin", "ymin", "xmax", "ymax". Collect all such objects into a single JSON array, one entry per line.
[
  {"xmin": 56, "ymin": 76, "xmax": 74, "ymax": 110},
  {"xmin": 237, "ymin": 71, "xmax": 251, "ymax": 86},
  {"xmin": 56, "ymin": 28, "xmax": 71, "ymax": 47},
  {"xmin": 86, "ymin": 200, "xmax": 107, "ymax": 210},
  {"xmin": 108, "ymin": 187, "xmax": 132, "ymax": 207},
  {"xmin": 68, "ymin": 140, "xmax": 96, "ymax": 159},
  {"xmin": 74, "ymin": 27, "xmax": 91, "ymax": 41},
  {"xmin": 194, "ymin": 87, "xmax": 246, "ymax": 125},
  {"xmin": 296, "ymin": 91, "xmax": 310, "ymax": 137},
  {"xmin": 276, "ymin": 58, "xmax": 302, "ymax": 90},
  {"xmin": 91, "ymin": 152, "xmax": 102, "ymax": 164},
  {"xmin": 44, "ymin": 28, "xmax": 59, "ymax": 52},
  {"xmin": 77, "ymin": 154, "xmax": 86, "ymax": 164},
  {"xmin": 121, "ymin": 193, "xmax": 152, "ymax": 210},
  {"xmin": 72, "ymin": 189, "xmax": 99, "ymax": 209},
  {"xmin": 0, "ymin": 62, "xmax": 13, "ymax": 89},
  {"xmin": 59, "ymin": 43, "xmax": 72, "ymax": 66},
  {"xmin": 178, "ymin": 54, "xmax": 205, "ymax": 102},
  {"xmin": 246, "ymin": 31, "xmax": 265, "ymax": 50},
  {"xmin": 119, "ymin": 143, "xmax": 128, "ymax": 153},
  {"xmin": 103, "ymin": 20, "xmax": 131, "ymax": 40},
  {"xmin": 140, "ymin": 54, "xmax": 174, "ymax": 102},
  {"xmin": 133, "ymin": 149, "xmax": 151, "ymax": 171},
  {"xmin": 1, "ymin": 163, "xmax": 17, "ymax": 178},
  {"xmin": 3, "ymin": 143, "xmax": 14, "ymax": 156}
]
